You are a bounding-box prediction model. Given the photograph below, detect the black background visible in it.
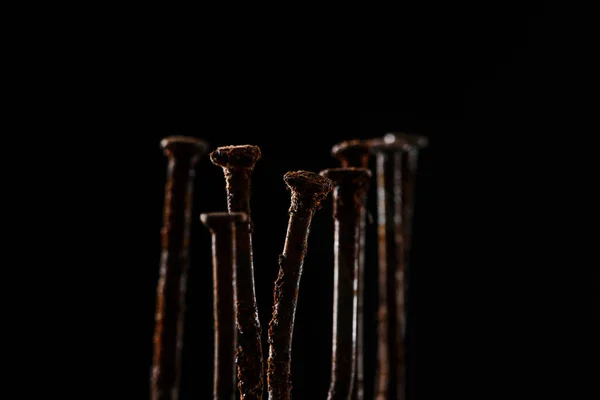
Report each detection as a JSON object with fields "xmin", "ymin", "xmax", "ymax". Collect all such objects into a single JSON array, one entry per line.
[{"xmin": 92, "ymin": 4, "xmax": 561, "ymax": 399}]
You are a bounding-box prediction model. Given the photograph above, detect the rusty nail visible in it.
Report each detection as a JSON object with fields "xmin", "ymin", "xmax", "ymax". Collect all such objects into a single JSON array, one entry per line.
[
  {"xmin": 331, "ymin": 141, "xmax": 372, "ymax": 400},
  {"xmin": 382, "ymin": 133, "xmax": 427, "ymax": 284},
  {"xmin": 210, "ymin": 145, "xmax": 264, "ymax": 400},
  {"xmin": 201, "ymin": 211, "xmax": 249, "ymax": 400},
  {"xmin": 320, "ymin": 168, "xmax": 371, "ymax": 400},
  {"xmin": 368, "ymin": 133, "xmax": 427, "ymax": 400},
  {"xmin": 152, "ymin": 135, "xmax": 209, "ymax": 400},
  {"xmin": 267, "ymin": 171, "xmax": 332, "ymax": 400},
  {"xmin": 332, "ymin": 140, "xmax": 372, "ymax": 169}
]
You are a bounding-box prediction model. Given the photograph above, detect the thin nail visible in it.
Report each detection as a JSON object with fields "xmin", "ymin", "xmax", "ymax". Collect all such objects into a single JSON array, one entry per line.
[
  {"xmin": 201, "ymin": 212, "xmax": 248, "ymax": 400},
  {"xmin": 152, "ymin": 136, "xmax": 209, "ymax": 400},
  {"xmin": 267, "ymin": 171, "xmax": 332, "ymax": 400},
  {"xmin": 321, "ymin": 168, "xmax": 371, "ymax": 400},
  {"xmin": 210, "ymin": 145, "xmax": 264, "ymax": 400},
  {"xmin": 331, "ymin": 141, "xmax": 372, "ymax": 400}
]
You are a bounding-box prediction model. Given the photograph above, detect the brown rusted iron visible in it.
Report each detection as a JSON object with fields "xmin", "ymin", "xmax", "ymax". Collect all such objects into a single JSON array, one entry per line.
[
  {"xmin": 152, "ymin": 136, "xmax": 209, "ymax": 400},
  {"xmin": 267, "ymin": 171, "xmax": 332, "ymax": 400},
  {"xmin": 200, "ymin": 212, "xmax": 249, "ymax": 400},
  {"xmin": 210, "ymin": 145, "xmax": 264, "ymax": 400},
  {"xmin": 368, "ymin": 133, "xmax": 427, "ymax": 400},
  {"xmin": 320, "ymin": 168, "xmax": 371, "ymax": 400},
  {"xmin": 332, "ymin": 140, "xmax": 371, "ymax": 170},
  {"xmin": 331, "ymin": 141, "xmax": 372, "ymax": 400},
  {"xmin": 385, "ymin": 134, "xmax": 427, "ymax": 296}
]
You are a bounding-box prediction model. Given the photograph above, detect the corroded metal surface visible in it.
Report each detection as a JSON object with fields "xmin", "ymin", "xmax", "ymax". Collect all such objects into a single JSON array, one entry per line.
[
  {"xmin": 321, "ymin": 168, "xmax": 371, "ymax": 400},
  {"xmin": 210, "ymin": 145, "xmax": 264, "ymax": 400},
  {"xmin": 331, "ymin": 141, "xmax": 371, "ymax": 400},
  {"xmin": 152, "ymin": 136, "xmax": 208, "ymax": 400},
  {"xmin": 375, "ymin": 150, "xmax": 404, "ymax": 400},
  {"xmin": 201, "ymin": 212, "xmax": 249, "ymax": 400},
  {"xmin": 332, "ymin": 140, "xmax": 371, "ymax": 170},
  {"xmin": 370, "ymin": 133, "xmax": 427, "ymax": 400},
  {"xmin": 267, "ymin": 171, "xmax": 332, "ymax": 400}
]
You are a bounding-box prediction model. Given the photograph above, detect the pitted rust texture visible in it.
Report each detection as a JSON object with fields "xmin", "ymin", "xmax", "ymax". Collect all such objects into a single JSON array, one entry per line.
[
  {"xmin": 267, "ymin": 171, "xmax": 332, "ymax": 400},
  {"xmin": 285, "ymin": 170, "xmax": 332, "ymax": 215},
  {"xmin": 152, "ymin": 136, "xmax": 208, "ymax": 400},
  {"xmin": 321, "ymin": 168, "xmax": 371, "ymax": 400},
  {"xmin": 210, "ymin": 145, "xmax": 262, "ymax": 225},
  {"xmin": 201, "ymin": 212, "xmax": 248, "ymax": 400},
  {"xmin": 211, "ymin": 145, "xmax": 262, "ymax": 169},
  {"xmin": 330, "ymin": 140, "xmax": 372, "ymax": 400},
  {"xmin": 210, "ymin": 145, "xmax": 264, "ymax": 400}
]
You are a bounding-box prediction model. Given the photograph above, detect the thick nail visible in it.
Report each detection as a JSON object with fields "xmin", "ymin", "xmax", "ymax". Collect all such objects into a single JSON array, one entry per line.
[
  {"xmin": 331, "ymin": 140, "xmax": 371, "ymax": 169},
  {"xmin": 331, "ymin": 141, "xmax": 372, "ymax": 400},
  {"xmin": 321, "ymin": 168, "xmax": 371, "ymax": 400},
  {"xmin": 210, "ymin": 145, "xmax": 264, "ymax": 400},
  {"xmin": 369, "ymin": 133, "xmax": 427, "ymax": 400},
  {"xmin": 210, "ymin": 145, "xmax": 262, "ymax": 217},
  {"xmin": 267, "ymin": 171, "xmax": 332, "ymax": 400},
  {"xmin": 201, "ymin": 212, "xmax": 249, "ymax": 400},
  {"xmin": 152, "ymin": 136, "xmax": 209, "ymax": 400}
]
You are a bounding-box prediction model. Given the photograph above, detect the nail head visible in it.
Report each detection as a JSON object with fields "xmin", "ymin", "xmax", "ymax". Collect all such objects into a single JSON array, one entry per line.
[
  {"xmin": 331, "ymin": 140, "xmax": 370, "ymax": 162},
  {"xmin": 320, "ymin": 167, "xmax": 371, "ymax": 187},
  {"xmin": 209, "ymin": 145, "xmax": 262, "ymax": 169},
  {"xmin": 160, "ymin": 135, "xmax": 210, "ymax": 156},
  {"xmin": 284, "ymin": 170, "xmax": 332, "ymax": 204},
  {"xmin": 383, "ymin": 132, "xmax": 429, "ymax": 148},
  {"xmin": 200, "ymin": 211, "xmax": 248, "ymax": 227}
]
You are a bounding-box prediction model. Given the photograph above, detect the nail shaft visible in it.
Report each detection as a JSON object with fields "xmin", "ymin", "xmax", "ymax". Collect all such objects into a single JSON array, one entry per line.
[
  {"xmin": 331, "ymin": 141, "xmax": 372, "ymax": 400},
  {"xmin": 402, "ymin": 147, "xmax": 420, "ymax": 290},
  {"xmin": 375, "ymin": 149, "xmax": 404, "ymax": 400},
  {"xmin": 152, "ymin": 136, "xmax": 208, "ymax": 400},
  {"xmin": 370, "ymin": 133, "xmax": 427, "ymax": 400},
  {"xmin": 210, "ymin": 145, "xmax": 264, "ymax": 400},
  {"xmin": 321, "ymin": 168, "xmax": 371, "ymax": 400},
  {"xmin": 201, "ymin": 212, "xmax": 249, "ymax": 400},
  {"xmin": 267, "ymin": 171, "xmax": 332, "ymax": 400}
]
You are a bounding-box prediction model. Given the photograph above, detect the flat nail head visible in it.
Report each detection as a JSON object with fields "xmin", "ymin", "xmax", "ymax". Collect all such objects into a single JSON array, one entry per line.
[
  {"xmin": 284, "ymin": 170, "xmax": 332, "ymax": 207},
  {"xmin": 320, "ymin": 167, "xmax": 372, "ymax": 187},
  {"xmin": 160, "ymin": 135, "xmax": 210, "ymax": 157},
  {"xmin": 200, "ymin": 211, "xmax": 248, "ymax": 227},
  {"xmin": 209, "ymin": 145, "xmax": 262, "ymax": 169},
  {"xmin": 383, "ymin": 132, "xmax": 429, "ymax": 148},
  {"xmin": 331, "ymin": 140, "xmax": 371, "ymax": 162}
]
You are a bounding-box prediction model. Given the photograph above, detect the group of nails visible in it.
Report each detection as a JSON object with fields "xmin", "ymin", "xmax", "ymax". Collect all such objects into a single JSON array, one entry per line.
[{"xmin": 152, "ymin": 133, "xmax": 428, "ymax": 400}]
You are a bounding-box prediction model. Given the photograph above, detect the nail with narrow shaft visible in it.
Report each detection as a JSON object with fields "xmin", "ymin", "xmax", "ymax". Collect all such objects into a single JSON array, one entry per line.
[
  {"xmin": 321, "ymin": 168, "xmax": 371, "ymax": 400},
  {"xmin": 369, "ymin": 133, "xmax": 427, "ymax": 400},
  {"xmin": 201, "ymin": 212, "xmax": 248, "ymax": 400},
  {"xmin": 210, "ymin": 145, "xmax": 264, "ymax": 400},
  {"xmin": 331, "ymin": 141, "xmax": 372, "ymax": 400},
  {"xmin": 267, "ymin": 171, "xmax": 332, "ymax": 400},
  {"xmin": 382, "ymin": 134, "xmax": 427, "ymax": 299},
  {"xmin": 152, "ymin": 136, "xmax": 209, "ymax": 400}
]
